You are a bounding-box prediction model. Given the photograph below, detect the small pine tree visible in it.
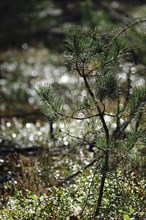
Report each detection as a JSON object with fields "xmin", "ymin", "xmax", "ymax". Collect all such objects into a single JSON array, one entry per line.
[{"xmin": 36, "ymin": 18, "xmax": 146, "ymax": 218}]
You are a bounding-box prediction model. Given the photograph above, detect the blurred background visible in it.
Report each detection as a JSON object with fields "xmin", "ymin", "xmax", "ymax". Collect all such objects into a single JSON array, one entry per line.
[
  {"xmin": 0, "ymin": 0, "xmax": 146, "ymax": 200},
  {"xmin": 0, "ymin": 0, "xmax": 146, "ymax": 117}
]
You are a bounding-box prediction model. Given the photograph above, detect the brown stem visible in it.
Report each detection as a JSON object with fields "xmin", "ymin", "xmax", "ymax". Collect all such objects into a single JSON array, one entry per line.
[
  {"xmin": 82, "ymin": 76, "xmax": 110, "ymax": 218},
  {"xmin": 83, "ymin": 76, "xmax": 110, "ymax": 142},
  {"xmin": 94, "ymin": 151, "xmax": 109, "ymax": 218}
]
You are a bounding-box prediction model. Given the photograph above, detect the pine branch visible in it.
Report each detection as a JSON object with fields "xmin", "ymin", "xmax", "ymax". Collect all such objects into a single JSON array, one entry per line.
[{"xmin": 114, "ymin": 17, "xmax": 146, "ymax": 42}]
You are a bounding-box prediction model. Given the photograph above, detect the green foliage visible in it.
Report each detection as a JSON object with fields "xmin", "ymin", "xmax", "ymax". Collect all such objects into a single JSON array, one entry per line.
[
  {"xmin": 65, "ymin": 25, "xmax": 92, "ymax": 55},
  {"xmin": 36, "ymin": 83, "xmax": 64, "ymax": 119},
  {"xmin": 96, "ymin": 71, "xmax": 119, "ymax": 101},
  {"xmin": 127, "ymin": 86, "xmax": 146, "ymax": 115},
  {"xmin": 65, "ymin": 25, "xmax": 96, "ymax": 74},
  {"xmin": 0, "ymin": 171, "xmax": 145, "ymax": 219}
]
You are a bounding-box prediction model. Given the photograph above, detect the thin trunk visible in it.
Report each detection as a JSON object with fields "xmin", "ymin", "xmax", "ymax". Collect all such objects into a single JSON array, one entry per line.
[
  {"xmin": 82, "ymin": 73, "xmax": 110, "ymax": 218},
  {"xmin": 94, "ymin": 152, "xmax": 109, "ymax": 218}
]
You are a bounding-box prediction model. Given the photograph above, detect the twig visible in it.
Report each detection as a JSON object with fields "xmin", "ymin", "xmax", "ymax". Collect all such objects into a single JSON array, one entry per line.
[
  {"xmin": 59, "ymin": 155, "xmax": 103, "ymax": 184},
  {"xmin": 62, "ymin": 131, "xmax": 106, "ymax": 152},
  {"xmin": 114, "ymin": 17, "xmax": 146, "ymax": 42}
]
